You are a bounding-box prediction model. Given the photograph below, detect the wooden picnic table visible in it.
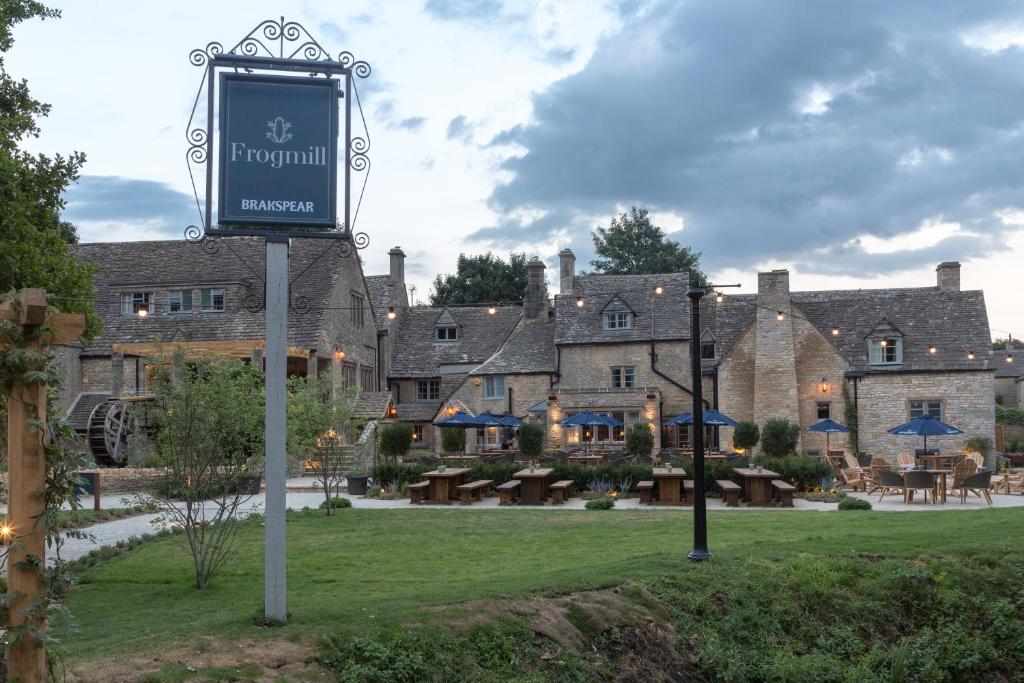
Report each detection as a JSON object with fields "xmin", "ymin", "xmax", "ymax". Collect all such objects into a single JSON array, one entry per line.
[
  {"xmin": 513, "ymin": 467, "xmax": 554, "ymax": 505},
  {"xmin": 652, "ymin": 467, "xmax": 687, "ymax": 505},
  {"xmin": 568, "ymin": 453, "xmax": 605, "ymax": 468},
  {"xmin": 421, "ymin": 467, "xmax": 471, "ymax": 504},
  {"xmin": 733, "ymin": 467, "xmax": 780, "ymax": 506}
]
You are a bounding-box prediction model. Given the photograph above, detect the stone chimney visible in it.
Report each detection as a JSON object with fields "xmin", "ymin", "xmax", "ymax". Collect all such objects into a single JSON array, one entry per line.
[
  {"xmin": 558, "ymin": 248, "xmax": 575, "ymax": 295},
  {"xmin": 525, "ymin": 258, "xmax": 547, "ymax": 320},
  {"xmin": 936, "ymin": 261, "xmax": 960, "ymax": 292},
  {"xmin": 388, "ymin": 246, "xmax": 406, "ymax": 286},
  {"xmin": 752, "ymin": 269, "xmax": 801, "ymax": 429}
]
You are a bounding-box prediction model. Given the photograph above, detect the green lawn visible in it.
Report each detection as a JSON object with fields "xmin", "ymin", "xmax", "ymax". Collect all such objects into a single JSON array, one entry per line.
[{"xmin": 54, "ymin": 506, "xmax": 1024, "ymax": 666}]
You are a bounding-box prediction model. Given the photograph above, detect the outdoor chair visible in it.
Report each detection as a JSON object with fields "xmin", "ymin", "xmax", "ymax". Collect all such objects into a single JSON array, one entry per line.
[
  {"xmin": 965, "ymin": 452, "xmax": 984, "ymax": 469},
  {"xmin": 868, "ymin": 458, "xmax": 891, "ymax": 494},
  {"xmin": 896, "ymin": 452, "xmax": 916, "ymax": 471},
  {"xmin": 956, "ymin": 470, "xmax": 993, "ymax": 505},
  {"xmin": 857, "ymin": 452, "xmax": 874, "ymax": 468},
  {"xmin": 876, "ymin": 469, "xmax": 907, "ymax": 503},
  {"xmin": 903, "ymin": 470, "xmax": 939, "ymax": 505},
  {"xmin": 950, "ymin": 460, "xmax": 977, "ymax": 492}
]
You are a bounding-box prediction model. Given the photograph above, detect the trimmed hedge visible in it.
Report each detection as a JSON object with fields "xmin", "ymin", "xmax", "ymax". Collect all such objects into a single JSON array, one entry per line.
[
  {"xmin": 372, "ymin": 462, "xmax": 431, "ymax": 487},
  {"xmin": 319, "ymin": 497, "xmax": 352, "ymax": 509},
  {"xmin": 584, "ymin": 497, "xmax": 616, "ymax": 510},
  {"xmin": 838, "ymin": 497, "xmax": 872, "ymax": 510}
]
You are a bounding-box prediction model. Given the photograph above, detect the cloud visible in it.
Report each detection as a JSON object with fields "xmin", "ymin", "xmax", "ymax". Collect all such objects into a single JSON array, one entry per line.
[
  {"xmin": 374, "ymin": 99, "xmax": 426, "ymax": 131},
  {"xmin": 63, "ymin": 175, "xmax": 197, "ymax": 242},
  {"xmin": 318, "ymin": 21, "xmax": 347, "ymax": 44},
  {"xmin": 397, "ymin": 116, "xmax": 427, "ymax": 131},
  {"xmin": 446, "ymin": 115, "xmax": 474, "ymax": 141},
  {"xmin": 476, "ymin": 0, "xmax": 1024, "ymax": 277},
  {"xmin": 543, "ymin": 46, "xmax": 576, "ymax": 65},
  {"xmin": 424, "ymin": 0, "xmax": 505, "ymax": 21}
]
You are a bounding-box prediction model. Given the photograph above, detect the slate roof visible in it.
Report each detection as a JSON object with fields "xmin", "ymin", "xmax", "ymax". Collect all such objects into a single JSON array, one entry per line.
[
  {"xmin": 72, "ymin": 237, "xmax": 362, "ymax": 356},
  {"xmin": 364, "ymin": 275, "xmax": 395, "ymax": 331},
  {"xmin": 792, "ymin": 287, "xmax": 993, "ymax": 373},
  {"xmin": 555, "ymin": 273, "xmax": 691, "ymax": 345},
  {"xmin": 471, "ymin": 317, "xmax": 556, "ymax": 375},
  {"xmin": 353, "ymin": 391, "xmax": 394, "ymax": 419},
  {"xmin": 993, "ymin": 349, "xmax": 1023, "ymax": 378},
  {"xmin": 388, "ymin": 305, "xmax": 522, "ymax": 377}
]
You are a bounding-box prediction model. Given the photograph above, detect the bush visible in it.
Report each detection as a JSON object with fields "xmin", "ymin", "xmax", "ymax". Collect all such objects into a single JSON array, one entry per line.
[
  {"xmin": 625, "ymin": 423, "xmax": 653, "ymax": 456},
  {"xmin": 441, "ymin": 427, "xmax": 466, "ymax": 453},
  {"xmin": 319, "ymin": 497, "xmax": 352, "ymax": 510},
  {"xmin": 372, "ymin": 461, "xmax": 430, "ymax": 487},
  {"xmin": 517, "ymin": 423, "xmax": 544, "ymax": 458},
  {"xmin": 996, "ymin": 405, "xmax": 1024, "ymax": 426},
  {"xmin": 379, "ymin": 423, "xmax": 413, "ymax": 460},
  {"xmin": 468, "ymin": 461, "xmax": 522, "ymax": 486},
  {"xmin": 682, "ymin": 456, "xmax": 751, "ymax": 494},
  {"xmin": 584, "ymin": 496, "xmax": 616, "ymax": 510},
  {"xmin": 761, "ymin": 417, "xmax": 800, "ymax": 457},
  {"xmin": 732, "ymin": 421, "xmax": 759, "ymax": 451},
  {"xmin": 838, "ymin": 497, "xmax": 872, "ymax": 510},
  {"xmin": 752, "ymin": 455, "xmax": 833, "ymax": 491}
]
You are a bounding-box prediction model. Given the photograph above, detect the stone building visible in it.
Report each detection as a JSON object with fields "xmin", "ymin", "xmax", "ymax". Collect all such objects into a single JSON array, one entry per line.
[{"xmin": 994, "ymin": 347, "xmax": 1023, "ymax": 408}]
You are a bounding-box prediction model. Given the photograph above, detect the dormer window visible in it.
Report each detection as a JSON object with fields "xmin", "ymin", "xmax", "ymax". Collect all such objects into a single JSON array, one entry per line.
[
  {"xmin": 436, "ymin": 326, "xmax": 458, "ymax": 341},
  {"xmin": 121, "ymin": 292, "xmax": 153, "ymax": 316},
  {"xmin": 700, "ymin": 330, "xmax": 717, "ymax": 360},
  {"xmin": 603, "ymin": 312, "xmax": 633, "ymax": 330},
  {"xmin": 200, "ymin": 288, "xmax": 225, "ymax": 312},
  {"xmin": 869, "ymin": 337, "xmax": 902, "ymax": 365}
]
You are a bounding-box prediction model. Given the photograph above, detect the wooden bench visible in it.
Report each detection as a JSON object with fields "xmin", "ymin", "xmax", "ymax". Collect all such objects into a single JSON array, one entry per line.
[
  {"xmin": 457, "ymin": 479, "xmax": 494, "ymax": 505},
  {"xmin": 717, "ymin": 479, "xmax": 741, "ymax": 507},
  {"xmin": 549, "ymin": 480, "xmax": 574, "ymax": 505},
  {"xmin": 496, "ymin": 479, "xmax": 521, "ymax": 506},
  {"xmin": 772, "ymin": 479, "xmax": 796, "ymax": 507},
  {"xmin": 637, "ymin": 480, "xmax": 654, "ymax": 504},
  {"xmin": 683, "ymin": 479, "xmax": 694, "ymax": 504},
  {"xmin": 408, "ymin": 480, "xmax": 430, "ymax": 505}
]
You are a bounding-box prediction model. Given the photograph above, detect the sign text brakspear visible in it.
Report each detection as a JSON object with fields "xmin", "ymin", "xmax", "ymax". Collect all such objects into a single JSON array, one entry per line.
[{"xmin": 218, "ymin": 73, "xmax": 339, "ymax": 228}]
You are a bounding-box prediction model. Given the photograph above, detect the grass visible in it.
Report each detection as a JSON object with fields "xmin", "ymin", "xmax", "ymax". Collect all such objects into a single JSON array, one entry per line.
[
  {"xmin": 55, "ymin": 507, "xmax": 1024, "ymax": 667},
  {"xmin": 0, "ymin": 505, "xmax": 152, "ymax": 532}
]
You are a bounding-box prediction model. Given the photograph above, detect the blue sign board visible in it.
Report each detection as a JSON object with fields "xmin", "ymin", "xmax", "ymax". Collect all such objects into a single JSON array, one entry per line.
[{"xmin": 218, "ymin": 73, "xmax": 339, "ymax": 228}]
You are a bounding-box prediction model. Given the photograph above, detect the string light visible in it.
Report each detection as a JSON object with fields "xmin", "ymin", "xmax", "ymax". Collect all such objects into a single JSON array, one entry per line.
[
  {"xmin": 831, "ymin": 327, "xmax": 839, "ymax": 336},
  {"xmin": 715, "ymin": 293, "xmax": 724, "ymax": 303},
  {"xmin": 967, "ymin": 351, "xmax": 975, "ymax": 360},
  {"xmin": 387, "ymin": 306, "xmax": 396, "ymax": 320},
  {"xmin": 653, "ymin": 285, "xmax": 663, "ymax": 295},
  {"xmin": 929, "ymin": 346, "xmax": 937, "ymax": 355},
  {"xmin": 487, "ymin": 306, "xmax": 497, "ymax": 315},
  {"xmin": 776, "ymin": 311, "xmax": 784, "ymax": 321},
  {"xmin": 575, "ymin": 296, "xmax": 584, "ymax": 308}
]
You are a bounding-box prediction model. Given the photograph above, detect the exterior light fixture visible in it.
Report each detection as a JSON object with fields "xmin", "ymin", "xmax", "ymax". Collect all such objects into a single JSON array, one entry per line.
[
  {"xmin": 879, "ymin": 339, "xmax": 888, "ymax": 347},
  {"xmin": 446, "ymin": 404, "xmax": 457, "ymax": 416},
  {"xmin": 0, "ymin": 524, "xmax": 12, "ymax": 544},
  {"xmin": 1008, "ymin": 354, "xmax": 1015, "ymax": 363},
  {"xmin": 715, "ymin": 293, "xmax": 724, "ymax": 303},
  {"xmin": 575, "ymin": 296, "xmax": 584, "ymax": 308},
  {"xmin": 831, "ymin": 327, "xmax": 839, "ymax": 336},
  {"xmin": 929, "ymin": 346, "xmax": 937, "ymax": 354},
  {"xmin": 334, "ymin": 350, "xmax": 345, "ymax": 360},
  {"xmin": 653, "ymin": 285, "xmax": 663, "ymax": 295},
  {"xmin": 967, "ymin": 351, "xmax": 975, "ymax": 360},
  {"xmin": 776, "ymin": 311, "xmax": 784, "ymax": 321},
  {"xmin": 387, "ymin": 306, "xmax": 396, "ymax": 320},
  {"xmin": 137, "ymin": 309, "xmax": 148, "ymax": 317},
  {"xmin": 487, "ymin": 306, "xmax": 497, "ymax": 315},
  {"xmin": 820, "ymin": 378, "xmax": 830, "ymax": 394}
]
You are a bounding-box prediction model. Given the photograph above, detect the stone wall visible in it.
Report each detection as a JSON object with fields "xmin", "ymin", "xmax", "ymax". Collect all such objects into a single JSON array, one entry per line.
[
  {"xmin": 793, "ymin": 316, "xmax": 849, "ymax": 453},
  {"xmin": 0, "ymin": 467, "xmax": 166, "ymax": 501},
  {"xmin": 753, "ymin": 270, "xmax": 800, "ymax": 427},
  {"xmin": 717, "ymin": 326, "xmax": 755, "ymax": 450},
  {"xmin": 996, "ymin": 376, "xmax": 1020, "ymax": 408},
  {"xmin": 447, "ymin": 373, "xmax": 552, "ymax": 418},
  {"xmin": 320, "ymin": 259, "xmax": 379, "ymax": 379},
  {"xmin": 53, "ymin": 346, "xmax": 82, "ymax": 410},
  {"xmin": 856, "ymin": 370, "xmax": 995, "ymax": 461}
]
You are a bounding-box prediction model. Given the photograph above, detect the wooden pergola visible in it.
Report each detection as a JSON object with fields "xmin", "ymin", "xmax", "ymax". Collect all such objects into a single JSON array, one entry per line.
[{"xmin": 113, "ymin": 339, "xmax": 311, "ymax": 359}]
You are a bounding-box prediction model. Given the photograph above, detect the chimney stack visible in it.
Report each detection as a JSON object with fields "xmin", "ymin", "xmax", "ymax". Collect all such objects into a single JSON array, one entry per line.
[
  {"xmin": 936, "ymin": 261, "xmax": 960, "ymax": 292},
  {"xmin": 388, "ymin": 246, "xmax": 406, "ymax": 286},
  {"xmin": 558, "ymin": 248, "xmax": 575, "ymax": 295},
  {"xmin": 524, "ymin": 258, "xmax": 547, "ymax": 320}
]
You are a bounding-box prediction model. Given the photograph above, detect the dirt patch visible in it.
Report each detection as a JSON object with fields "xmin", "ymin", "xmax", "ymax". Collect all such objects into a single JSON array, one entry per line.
[{"xmin": 64, "ymin": 637, "xmax": 324, "ymax": 683}]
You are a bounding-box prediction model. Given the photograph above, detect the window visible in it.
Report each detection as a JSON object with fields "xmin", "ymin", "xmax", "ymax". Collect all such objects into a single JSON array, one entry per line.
[
  {"xmin": 169, "ymin": 290, "xmax": 192, "ymax": 314},
  {"xmin": 416, "ymin": 379, "xmax": 440, "ymax": 400},
  {"xmin": 868, "ymin": 337, "xmax": 901, "ymax": 364},
  {"xmin": 200, "ymin": 288, "xmax": 225, "ymax": 312},
  {"xmin": 350, "ymin": 293, "xmax": 365, "ymax": 327},
  {"xmin": 816, "ymin": 402, "xmax": 831, "ymax": 419},
  {"xmin": 120, "ymin": 292, "xmax": 153, "ymax": 315},
  {"xmin": 603, "ymin": 312, "xmax": 633, "ymax": 330},
  {"xmin": 341, "ymin": 363, "xmax": 358, "ymax": 388},
  {"xmin": 909, "ymin": 399, "xmax": 942, "ymax": 420},
  {"xmin": 701, "ymin": 341, "xmax": 717, "ymax": 360},
  {"xmin": 412, "ymin": 424, "xmax": 424, "ymax": 444},
  {"xmin": 610, "ymin": 366, "xmax": 636, "ymax": 389},
  {"xmin": 484, "ymin": 376, "xmax": 506, "ymax": 399},
  {"xmin": 436, "ymin": 326, "xmax": 458, "ymax": 341},
  {"xmin": 360, "ymin": 366, "xmax": 375, "ymax": 390}
]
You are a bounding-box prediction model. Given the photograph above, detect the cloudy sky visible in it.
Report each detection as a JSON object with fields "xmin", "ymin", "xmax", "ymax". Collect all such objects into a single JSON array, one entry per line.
[{"xmin": 9, "ymin": 0, "xmax": 1024, "ymax": 339}]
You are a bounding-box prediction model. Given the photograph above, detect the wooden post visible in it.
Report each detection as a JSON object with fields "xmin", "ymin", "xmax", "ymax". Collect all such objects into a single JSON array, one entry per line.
[{"xmin": 2, "ymin": 289, "xmax": 85, "ymax": 681}]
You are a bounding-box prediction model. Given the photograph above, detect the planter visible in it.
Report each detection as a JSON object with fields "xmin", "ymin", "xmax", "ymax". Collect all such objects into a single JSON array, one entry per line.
[{"xmin": 346, "ymin": 475, "xmax": 370, "ymax": 496}]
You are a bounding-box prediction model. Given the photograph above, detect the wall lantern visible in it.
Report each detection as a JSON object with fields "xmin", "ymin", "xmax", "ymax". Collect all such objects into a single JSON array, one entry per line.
[
  {"xmin": 776, "ymin": 311, "xmax": 784, "ymax": 321},
  {"xmin": 487, "ymin": 306, "xmax": 497, "ymax": 315},
  {"xmin": 575, "ymin": 296, "xmax": 584, "ymax": 308},
  {"xmin": 967, "ymin": 351, "xmax": 976, "ymax": 360},
  {"xmin": 446, "ymin": 404, "xmax": 457, "ymax": 416},
  {"xmin": 334, "ymin": 349, "xmax": 345, "ymax": 360},
  {"xmin": 819, "ymin": 378, "xmax": 830, "ymax": 394},
  {"xmin": 137, "ymin": 309, "xmax": 148, "ymax": 318},
  {"xmin": 473, "ymin": 378, "xmax": 481, "ymax": 385},
  {"xmin": 387, "ymin": 306, "xmax": 396, "ymax": 320},
  {"xmin": 715, "ymin": 293, "xmax": 724, "ymax": 303}
]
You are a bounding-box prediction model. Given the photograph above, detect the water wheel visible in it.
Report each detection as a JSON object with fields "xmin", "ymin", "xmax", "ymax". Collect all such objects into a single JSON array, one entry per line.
[{"xmin": 87, "ymin": 398, "xmax": 150, "ymax": 467}]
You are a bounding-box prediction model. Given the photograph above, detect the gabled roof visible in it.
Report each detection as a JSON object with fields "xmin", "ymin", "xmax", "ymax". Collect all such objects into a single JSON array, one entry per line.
[
  {"xmin": 555, "ymin": 273, "xmax": 691, "ymax": 345},
  {"xmin": 434, "ymin": 308, "xmax": 460, "ymax": 327},
  {"xmin": 72, "ymin": 237, "xmax": 365, "ymax": 357},
  {"xmin": 364, "ymin": 275, "xmax": 395, "ymax": 331},
  {"xmin": 471, "ymin": 317, "xmax": 556, "ymax": 375},
  {"xmin": 864, "ymin": 317, "xmax": 904, "ymax": 338},
  {"xmin": 389, "ymin": 305, "xmax": 522, "ymax": 377},
  {"xmin": 353, "ymin": 391, "xmax": 394, "ymax": 419}
]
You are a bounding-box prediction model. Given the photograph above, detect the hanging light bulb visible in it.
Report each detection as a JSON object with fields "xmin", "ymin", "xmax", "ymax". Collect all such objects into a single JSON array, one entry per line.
[
  {"xmin": 575, "ymin": 296, "xmax": 584, "ymax": 308},
  {"xmin": 776, "ymin": 311, "xmax": 784, "ymax": 321},
  {"xmin": 831, "ymin": 327, "xmax": 839, "ymax": 336},
  {"xmin": 967, "ymin": 350, "xmax": 975, "ymax": 360},
  {"xmin": 487, "ymin": 306, "xmax": 497, "ymax": 315},
  {"xmin": 928, "ymin": 346, "xmax": 937, "ymax": 355},
  {"xmin": 653, "ymin": 285, "xmax": 663, "ymax": 295},
  {"xmin": 715, "ymin": 293, "xmax": 724, "ymax": 303},
  {"xmin": 387, "ymin": 306, "xmax": 396, "ymax": 320}
]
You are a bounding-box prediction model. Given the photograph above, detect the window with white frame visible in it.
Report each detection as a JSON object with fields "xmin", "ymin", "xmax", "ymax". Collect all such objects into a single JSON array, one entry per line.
[
  {"xmin": 909, "ymin": 399, "xmax": 942, "ymax": 420},
  {"xmin": 120, "ymin": 292, "xmax": 153, "ymax": 315},
  {"xmin": 416, "ymin": 379, "xmax": 440, "ymax": 400},
  {"xmin": 868, "ymin": 337, "xmax": 902, "ymax": 365},
  {"xmin": 484, "ymin": 375, "xmax": 506, "ymax": 399},
  {"xmin": 169, "ymin": 290, "xmax": 192, "ymax": 314},
  {"xmin": 436, "ymin": 326, "xmax": 458, "ymax": 341},
  {"xmin": 200, "ymin": 288, "xmax": 225, "ymax": 312},
  {"xmin": 700, "ymin": 331, "xmax": 717, "ymax": 360},
  {"xmin": 603, "ymin": 311, "xmax": 633, "ymax": 330},
  {"xmin": 610, "ymin": 366, "xmax": 636, "ymax": 388},
  {"xmin": 816, "ymin": 402, "xmax": 831, "ymax": 419},
  {"xmin": 412, "ymin": 424, "xmax": 424, "ymax": 444}
]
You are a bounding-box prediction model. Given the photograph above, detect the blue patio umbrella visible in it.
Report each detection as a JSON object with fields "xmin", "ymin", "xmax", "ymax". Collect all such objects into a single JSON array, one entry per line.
[
  {"xmin": 498, "ymin": 414, "xmax": 524, "ymax": 427},
  {"xmin": 433, "ymin": 410, "xmax": 481, "ymax": 427},
  {"xmin": 474, "ymin": 411, "xmax": 504, "ymax": 426},
  {"xmin": 664, "ymin": 409, "xmax": 740, "ymax": 428},
  {"xmin": 805, "ymin": 418, "xmax": 850, "ymax": 455},
  {"xmin": 559, "ymin": 411, "xmax": 621, "ymax": 445},
  {"xmin": 887, "ymin": 414, "xmax": 963, "ymax": 454}
]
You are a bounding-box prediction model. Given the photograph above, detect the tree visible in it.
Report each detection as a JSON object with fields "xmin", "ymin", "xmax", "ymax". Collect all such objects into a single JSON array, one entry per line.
[
  {"xmin": 379, "ymin": 422, "xmax": 413, "ymax": 460},
  {"xmin": 429, "ymin": 252, "xmax": 529, "ymax": 305},
  {"xmin": 441, "ymin": 427, "xmax": 466, "ymax": 454},
  {"xmin": 625, "ymin": 423, "xmax": 654, "ymax": 456},
  {"xmin": 286, "ymin": 376, "xmax": 358, "ymax": 515},
  {"xmin": 0, "ymin": 2, "xmax": 99, "ymax": 341},
  {"xmin": 517, "ymin": 423, "xmax": 544, "ymax": 458},
  {"xmin": 590, "ymin": 207, "xmax": 707, "ymax": 284},
  {"xmin": 760, "ymin": 417, "xmax": 800, "ymax": 457},
  {"xmin": 732, "ymin": 421, "xmax": 760, "ymax": 452},
  {"xmin": 141, "ymin": 357, "xmax": 265, "ymax": 589}
]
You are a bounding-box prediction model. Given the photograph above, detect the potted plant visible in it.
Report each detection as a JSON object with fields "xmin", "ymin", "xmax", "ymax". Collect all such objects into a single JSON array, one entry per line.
[{"xmin": 345, "ymin": 467, "xmax": 370, "ymax": 496}]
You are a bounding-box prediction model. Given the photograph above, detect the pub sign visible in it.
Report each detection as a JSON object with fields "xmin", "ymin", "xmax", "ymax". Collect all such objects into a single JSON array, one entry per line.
[{"xmin": 218, "ymin": 73, "xmax": 339, "ymax": 228}]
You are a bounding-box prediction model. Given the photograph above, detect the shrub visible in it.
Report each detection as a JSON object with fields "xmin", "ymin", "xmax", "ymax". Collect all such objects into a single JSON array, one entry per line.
[
  {"xmin": 372, "ymin": 462, "xmax": 430, "ymax": 487},
  {"xmin": 441, "ymin": 427, "xmax": 466, "ymax": 453},
  {"xmin": 996, "ymin": 405, "xmax": 1024, "ymax": 426},
  {"xmin": 838, "ymin": 497, "xmax": 872, "ymax": 510},
  {"xmin": 517, "ymin": 423, "xmax": 544, "ymax": 458},
  {"xmin": 379, "ymin": 423, "xmax": 413, "ymax": 460},
  {"xmin": 625, "ymin": 423, "xmax": 653, "ymax": 456},
  {"xmin": 584, "ymin": 497, "xmax": 615, "ymax": 510},
  {"xmin": 319, "ymin": 497, "xmax": 352, "ymax": 510},
  {"xmin": 963, "ymin": 436, "xmax": 992, "ymax": 460},
  {"xmin": 732, "ymin": 421, "xmax": 759, "ymax": 451},
  {"xmin": 468, "ymin": 461, "xmax": 521, "ymax": 486},
  {"xmin": 761, "ymin": 417, "xmax": 800, "ymax": 457}
]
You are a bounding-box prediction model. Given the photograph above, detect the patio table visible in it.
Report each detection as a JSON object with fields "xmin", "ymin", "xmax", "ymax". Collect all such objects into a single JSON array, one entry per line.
[
  {"xmin": 920, "ymin": 469, "xmax": 952, "ymax": 504},
  {"xmin": 421, "ymin": 467, "xmax": 471, "ymax": 505},
  {"xmin": 513, "ymin": 467, "xmax": 554, "ymax": 505},
  {"xmin": 733, "ymin": 467, "xmax": 780, "ymax": 506},
  {"xmin": 652, "ymin": 467, "xmax": 688, "ymax": 505},
  {"xmin": 992, "ymin": 472, "xmax": 1015, "ymax": 495},
  {"xmin": 441, "ymin": 454, "xmax": 481, "ymax": 465},
  {"xmin": 568, "ymin": 454, "xmax": 605, "ymax": 468}
]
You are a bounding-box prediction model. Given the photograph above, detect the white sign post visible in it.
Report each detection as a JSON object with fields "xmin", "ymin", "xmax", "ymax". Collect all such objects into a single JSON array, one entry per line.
[{"xmin": 264, "ymin": 235, "xmax": 289, "ymax": 620}]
